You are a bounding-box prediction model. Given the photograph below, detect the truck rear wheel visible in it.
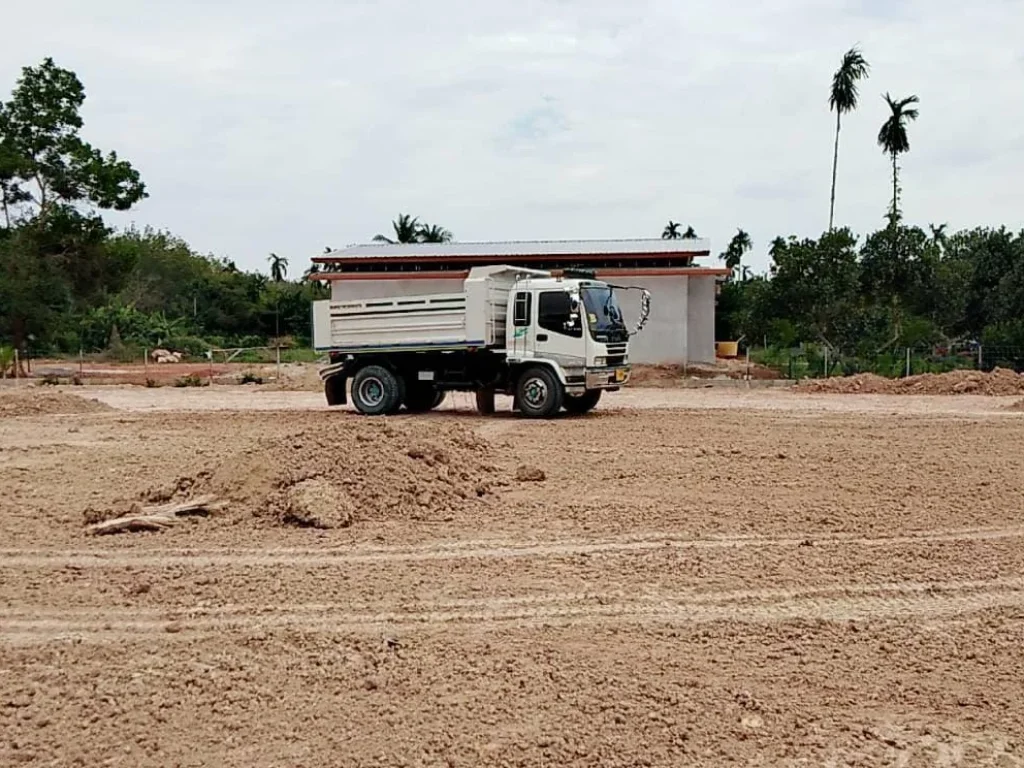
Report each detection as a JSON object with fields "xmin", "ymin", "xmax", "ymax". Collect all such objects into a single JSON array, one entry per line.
[
  {"xmin": 516, "ymin": 366, "xmax": 563, "ymax": 419},
  {"xmin": 475, "ymin": 388, "xmax": 496, "ymax": 415},
  {"xmin": 404, "ymin": 383, "xmax": 444, "ymax": 413},
  {"xmin": 351, "ymin": 365, "xmax": 403, "ymax": 415},
  {"xmin": 564, "ymin": 389, "xmax": 602, "ymax": 414}
]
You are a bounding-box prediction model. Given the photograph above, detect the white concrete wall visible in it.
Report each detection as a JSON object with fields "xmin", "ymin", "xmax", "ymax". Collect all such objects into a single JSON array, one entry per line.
[
  {"xmin": 327, "ymin": 273, "xmax": 715, "ymax": 364},
  {"xmin": 686, "ymin": 276, "xmax": 717, "ymax": 364},
  {"xmin": 603, "ymin": 276, "xmax": 689, "ymax": 364}
]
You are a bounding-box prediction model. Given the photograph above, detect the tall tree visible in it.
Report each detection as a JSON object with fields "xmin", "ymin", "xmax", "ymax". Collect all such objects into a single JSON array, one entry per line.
[
  {"xmin": 877, "ymin": 93, "xmax": 920, "ymax": 226},
  {"xmin": 0, "ymin": 57, "xmax": 146, "ymax": 224},
  {"xmin": 267, "ymin": 252, "xmax": 288, "ymax": 282},
  {"xmin": 662, "ymin": 220, "xmax": 681, "ymax": 240},
  {"xmin": 417, "ymin": 223, "xmax": 453, "ymax": 243},
  {"xmin": 682, "ymin": 226, "xmax": 698, "ymax": 239},
  {"xmin": 373, "ymin": 213, "xmax": 420, "ymax": 244},
  {"xmin": 720, "ymin": 229, "xmax": 753, "ymax": 272},
  {"xmin": 0, "ymin": 58, "xmax": 146, "ymax": 351},
  {"xmin": 828, "ymin": 47, "xmax": 870, "ymax": 231}
]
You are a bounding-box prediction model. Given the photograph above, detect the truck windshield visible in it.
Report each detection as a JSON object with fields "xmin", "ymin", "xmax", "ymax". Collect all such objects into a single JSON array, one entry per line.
[{"xmin": 580, "ymin": 285, "xmax": 628, "ymax": 343}]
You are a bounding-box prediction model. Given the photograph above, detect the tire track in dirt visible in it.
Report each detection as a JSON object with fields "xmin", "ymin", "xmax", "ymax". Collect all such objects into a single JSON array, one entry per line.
[
  {"xmin": 4, "ymin": 576, "xmax": 1023, "ymax": 645},
  {"xmin": 3, "ymin": 523, "xmax": 1024, "ymax": 569}
]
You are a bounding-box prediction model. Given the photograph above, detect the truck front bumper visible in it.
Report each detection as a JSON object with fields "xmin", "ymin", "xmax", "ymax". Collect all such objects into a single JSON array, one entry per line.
[{"xmin": 584, "ymin": 366, "xmax": 631, "ymax": 390}]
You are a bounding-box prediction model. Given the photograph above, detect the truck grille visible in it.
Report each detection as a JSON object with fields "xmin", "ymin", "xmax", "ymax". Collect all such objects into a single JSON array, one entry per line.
[{"xmin": 606, "ymin": 343, "xmax": 627, "ymax": 367}]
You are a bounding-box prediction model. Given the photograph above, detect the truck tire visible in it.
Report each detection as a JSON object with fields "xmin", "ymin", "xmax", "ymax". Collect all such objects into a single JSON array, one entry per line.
[
  {"xmin": 351, "ymin": 365, "xmax": 403, "ymax": 415},
  {"xmin": 404, "ymin": 383, "xmax": 443, "ymax": 413},
  {"xmin": 324, "ymin": 375, "xmax": 346, "ymax": 407},
  {"xmin": 564, "ymin": 389, "xmax": 602, "ymax": 414},
  {"xmin": 475, "ymin": 388, "xmax": 496, "ymax": 415},
  {"xmin": 516, "ymin": 366, "xmax": 563, "ymax": 419}
]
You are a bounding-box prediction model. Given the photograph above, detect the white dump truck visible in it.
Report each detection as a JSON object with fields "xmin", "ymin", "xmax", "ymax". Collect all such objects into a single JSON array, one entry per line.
[{"xmin": 312, "ymin": 265, "xmax": 650, "ymax": 418}]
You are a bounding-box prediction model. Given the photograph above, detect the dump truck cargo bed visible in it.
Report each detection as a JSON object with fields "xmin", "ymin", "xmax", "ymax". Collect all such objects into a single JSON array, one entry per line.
[{"xmin": 312, "ymin": 265, "xmax": 548, "ymax": 353}]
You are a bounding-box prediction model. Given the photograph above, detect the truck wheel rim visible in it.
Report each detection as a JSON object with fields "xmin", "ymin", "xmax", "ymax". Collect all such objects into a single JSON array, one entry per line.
[
  {"xmin": 523, "ymin": 377, "xmax": 548, "ymax": 407},
  {"xmin": 358, "ymin": 377, "xmax": 385, "ymax": 407}
]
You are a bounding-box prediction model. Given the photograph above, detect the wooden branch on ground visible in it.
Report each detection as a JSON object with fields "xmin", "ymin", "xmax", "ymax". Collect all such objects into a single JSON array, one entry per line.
[{"xmin": 86, "ymin": 496, "xmax": 226, "ymax": 536}]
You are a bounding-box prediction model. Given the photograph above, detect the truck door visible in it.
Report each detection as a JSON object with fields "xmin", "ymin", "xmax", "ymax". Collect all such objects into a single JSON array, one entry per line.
[
  {"xmin": 535, "ymin": 290, "xmax": 585, "ymax": 365},
  {"xmin": 509, "ymin": 290, "xmax": 532, "ymax": 358}
]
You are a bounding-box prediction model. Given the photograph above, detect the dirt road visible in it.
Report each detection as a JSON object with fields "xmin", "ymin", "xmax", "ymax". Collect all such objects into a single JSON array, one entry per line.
[{"xmin": 2, "ymin": 386, "xmax": 1023, "ymax": 767}]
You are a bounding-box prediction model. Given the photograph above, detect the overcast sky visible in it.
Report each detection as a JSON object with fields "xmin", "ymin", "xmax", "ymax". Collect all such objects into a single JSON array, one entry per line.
[{"xmin": 3, "ymin": 0, "xmax": 1022, "ymax": 274}]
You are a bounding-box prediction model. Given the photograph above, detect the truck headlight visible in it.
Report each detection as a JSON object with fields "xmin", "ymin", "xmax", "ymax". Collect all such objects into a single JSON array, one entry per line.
[{"xmin": 593, "ymin": 356, "xmax": 606, "ymax": 366}]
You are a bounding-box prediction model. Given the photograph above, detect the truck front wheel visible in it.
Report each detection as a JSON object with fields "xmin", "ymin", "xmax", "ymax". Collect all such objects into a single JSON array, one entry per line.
[
  {"xmin": 351, "ymin": 365, "xmax": 403, "ymax": 415},
  {"xmin": 564, "ymin": 389, "xmax": 602, "ymax": 414},
  {"xmin": 516, "ymin": 367, "xmax": 563, "ymax": 418}
]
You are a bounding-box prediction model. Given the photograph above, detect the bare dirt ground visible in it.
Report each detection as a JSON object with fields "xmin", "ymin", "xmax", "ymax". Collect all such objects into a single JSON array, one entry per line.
[{"xmin": 3, "ymin": 385, "xmax": 1024, "ymax": 767}]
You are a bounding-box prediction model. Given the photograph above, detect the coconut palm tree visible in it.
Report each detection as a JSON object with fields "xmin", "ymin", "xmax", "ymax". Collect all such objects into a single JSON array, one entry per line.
[
  {"xmin": 828, "ymin": 47, "xmax": 870, "ymax": 231},
  {"xmin": 662, "ymin": 220, "xmax": 682, "ymax": 240},
  {"xmin": 373, "ymin": 213, "xmax": 420, "ymax": 244},
  {"xmin": 682, "ymin": 226, "xmax": 698, "ymax": 239},
  {"xmin": 267, "ymin": 252, "xmax": 288, "ymax": 282},
  {"xmin": 417, "ymin": 223, "xmax": 454, "ymax": 243},
  {"xmin": 721, "ymin": 228, "xmax": 753, "ymax": 271},
  {"xmin": 928, "ymin": 223, "xmax": 948, "ymax": 251},
  {"xmin": 877, "ymin": 93, "xmax": 920, "ymax": 226}
]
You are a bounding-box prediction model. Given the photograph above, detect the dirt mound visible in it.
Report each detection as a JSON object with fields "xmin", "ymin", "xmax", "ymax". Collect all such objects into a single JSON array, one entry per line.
[
  {"xmin": 1007, "ymin": 398, "xmax": 1024, "ymax": 411},
  {"xmin": 796, "ymin": 368, "xmax": 1024, "ymax": 396},
  {"xmin": 0, "ymin": 388, "xmax": 113, "ymax": 417},
  {"xmin": 146, "ymin": 419, "xmax": 504, "ymax": 528}
]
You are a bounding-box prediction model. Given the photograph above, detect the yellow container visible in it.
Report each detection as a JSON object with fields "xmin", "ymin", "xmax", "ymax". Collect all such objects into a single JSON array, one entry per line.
[{"xmin": 716, "ymin": 341, "xmax": 739, "ymax": 359}]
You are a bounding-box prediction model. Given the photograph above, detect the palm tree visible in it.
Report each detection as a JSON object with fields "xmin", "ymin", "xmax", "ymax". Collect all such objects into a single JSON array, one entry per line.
[
  {"xmin": 682, "ymin": 226, "xmax": 698, "ymax": 239},
  {"xmin": 721, "ymin": 228, "xmax": 753, "ymax": 271},
  {"xmin": 267, "ymin": 252, "xmax": 289, "ymax": 282},
  {"xmin": 928, "ymin": 223, "xmax": 948, "ymax": 252},
  {"xmin": 373, "ymin": 213, "xmax": 420, "ymax": 244},
  {"xmin": 828, "ymin": 46, "xmax": 870, "ymax": 231},
  {"xmin": 877, "ymin": 93, "xmax": 920, "ymax": 226},
  {"xmin": 417, "ymin": 223, "xmax": 454, "ymax": 243},
  {"xmin": 662, "ymin": 220, "xmax": 682, "ymax": 240}
]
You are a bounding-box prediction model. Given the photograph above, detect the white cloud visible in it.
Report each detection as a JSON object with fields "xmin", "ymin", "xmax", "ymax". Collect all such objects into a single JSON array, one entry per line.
[{"xmin": 2, "ymin": 0, "xmax": 1022, "ymax": 271}]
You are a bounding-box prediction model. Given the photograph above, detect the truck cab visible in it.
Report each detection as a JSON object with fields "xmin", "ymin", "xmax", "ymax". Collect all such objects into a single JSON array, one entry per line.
[{"xmin": 504, "ymin": 273, "xmax": 631, "ymax": 396}]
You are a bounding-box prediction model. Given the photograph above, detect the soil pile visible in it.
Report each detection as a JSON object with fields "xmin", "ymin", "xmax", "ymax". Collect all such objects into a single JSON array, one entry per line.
[
  {"xmin": 796, "ymin": 367, "xmax": 1024, "ymax": 396},
  {"xmin": 168, "ymin": 419, "xmax": 502, "ymax": 528},
  {"xmin": 1007, "ymin": 398, "xmax": 1024, "ymax": 411},
  {"xmin": 0, "ymin": 388, "xmax": 113, "ymax": 417}
]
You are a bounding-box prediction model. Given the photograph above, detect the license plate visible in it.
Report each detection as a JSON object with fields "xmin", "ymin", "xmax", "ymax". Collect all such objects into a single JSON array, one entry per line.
[{"xmin": 614, "ymin": 368, "xmax": 626, "ymax": 382}]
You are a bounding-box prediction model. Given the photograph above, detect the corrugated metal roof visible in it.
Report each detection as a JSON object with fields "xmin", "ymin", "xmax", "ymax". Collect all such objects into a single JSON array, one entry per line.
[{"xmin": 317, "ymin": 238, "xmax": 711, "ymax": 260}]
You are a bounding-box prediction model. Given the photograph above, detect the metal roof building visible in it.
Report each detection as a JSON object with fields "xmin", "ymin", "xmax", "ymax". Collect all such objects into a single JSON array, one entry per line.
[{"xmin": 312, "ymin": 238, "xmax": 726, "ymax": 364}]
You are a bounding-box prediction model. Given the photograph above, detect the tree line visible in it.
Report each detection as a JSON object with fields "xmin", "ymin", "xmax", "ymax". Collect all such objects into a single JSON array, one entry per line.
[
  {"xmin": 2, "ymin": 54, "xmax": 1021, "ymax": 373},
  {"xmin": 666, "ymin": 47, "xmax": 1023, "ymax": 371}
]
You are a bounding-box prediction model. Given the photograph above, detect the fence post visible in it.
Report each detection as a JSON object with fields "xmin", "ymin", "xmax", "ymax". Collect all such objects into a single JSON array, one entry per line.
[
  {"xmin": 276, "ymin": 344, "xmax": 282, "ymax": 381},
  {"xmin": 977, "ymin": 344, "xmax": 983, "ymax": 370},
  {"xmin": 824, "ymin": 346, "xmax": 829, "ymax": 378},
  {"xmin": 745, "ymin": 346, "xmax": 750, "ymax": 387},
  {"xmin": 79, "ymin": 349, "xmax": 84, "ymax": 378},
  {"xmin": 905, "ymin": 347, "xmax": 911, "ymax": 378},
  {"xmin": 13, "ymin": 349, "xmax": 19, "ymax": 380}
]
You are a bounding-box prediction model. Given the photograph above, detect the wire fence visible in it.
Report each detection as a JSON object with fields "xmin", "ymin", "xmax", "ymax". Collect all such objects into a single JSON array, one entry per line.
[{"xmin": 750, "ymin": 343, "xmax": 1024, "ymax": 381}]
